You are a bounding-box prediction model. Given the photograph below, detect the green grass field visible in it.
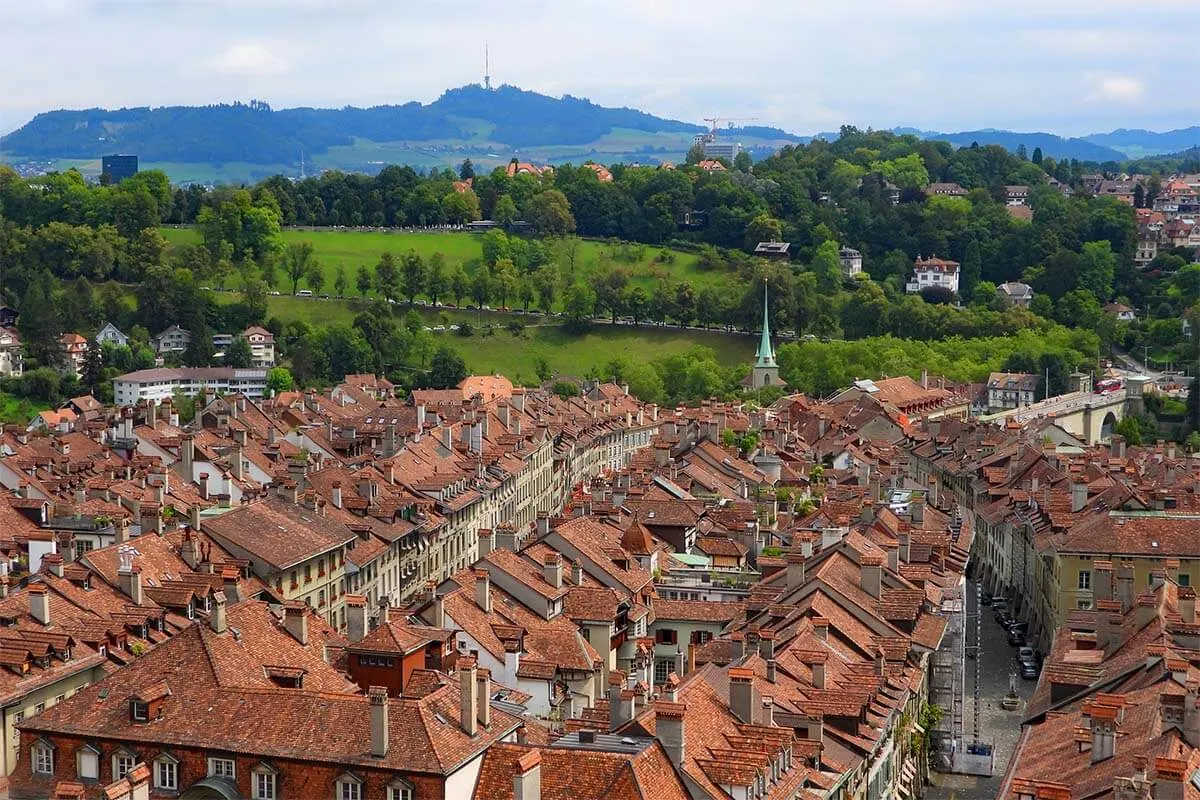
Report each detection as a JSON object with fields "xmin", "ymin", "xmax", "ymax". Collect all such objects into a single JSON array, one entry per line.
[
  {"xmin": 161, "ymin": 227, "xmax": 739, "ymax": 301},
  {"xmin": 0, "ymin": 394, "xmax": 50, "ymax": 426}
]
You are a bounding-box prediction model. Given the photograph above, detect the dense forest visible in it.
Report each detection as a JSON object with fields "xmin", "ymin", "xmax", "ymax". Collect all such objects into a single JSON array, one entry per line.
[{"xmin": 2, "ymin": 127, "xmax": 1199, "ymax": 416}]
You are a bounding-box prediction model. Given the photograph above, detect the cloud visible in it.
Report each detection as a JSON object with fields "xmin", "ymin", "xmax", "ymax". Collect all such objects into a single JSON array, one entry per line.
[
  {"xmin": 1093, "ymin": 75, "xmax": 1145, "ymax": 103},
  {"xmin": 209, "ymin": 41, "xmax": 290, "ymax": 78}
]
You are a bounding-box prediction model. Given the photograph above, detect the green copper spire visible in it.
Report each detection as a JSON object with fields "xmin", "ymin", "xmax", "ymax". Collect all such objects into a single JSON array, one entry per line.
[{"xmin": 755, "ymin": 278, "xmax": 775, "ymax": 367}]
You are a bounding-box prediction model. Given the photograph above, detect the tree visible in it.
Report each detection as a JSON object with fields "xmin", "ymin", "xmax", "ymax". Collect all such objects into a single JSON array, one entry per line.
[
  {"xmin": 80, "ymin": 342, "xmax": 104, "ymax": 394},
  {"xmin": 450, "ymin": 264, "xmax": 471, "ymax": 306},
  {"xmin": 459, "ymin": 158, "xmax": 475, "ymax": 180},
  {"xmin": 306, "ymin": 262, "xmax": 325, "ymax": 294},
  {"xmin": 563, "ymin": 282, "xmax": 596, "ymax": 330},
  {"xmin": 17, "ymin": 273, "xmax": 62, "ymax": 367},
  {"xmin": 961, "ymin": 239, "xmax": 982, "ymax": 301},
  {"xmin": 427, "ymin": 346, "xmax": 466, "ymax": 389},
  {"xmin": 334, "ymin": 266, "xmax": 348, "ymax": 297},
  {"xmin": 427, "ymin": 253, "xmax": 448, "ymax": 306},
  {"xmin": 355, "ymin": 264, "xmax": 373, "ymax": 297},
  {"xmin": 743, "ymin": 214, "xmax": 782, "ymax": 251},
  {"xmin": 282, "ymin": 241, "xmax": 316, "ymax": 295},
  {"xmin": 733, "ymin": 151, "xmax": 753, "ymax": 173},
  {"xmin": 481, "ymin": 229, "xmax": 510, "ymax": 265},
  {"xmin": 266, "ymin": 366, "xmax": 294, "ymax": 396},
  {"xmin": 811, "ymin": 241, "xmax": 843, "ymax": 294},
  {"xmin": 525, "ymin": 189, "xmax": 576, "ymax": 236},
  {"xmin": 589, "ymin": 268, "xmax": 630, "ymax": 322},
  {"xmin": 493, "ymin": 195, "xmax": 519, "ymax": 226},
  {"xmin": 375, "ymin": 252, "xmax": 400, "ymax": 302},
  {"xmin": 1078, "ymin": 240, "xmax": 1117, "ymax": 301},
  {"xmin": 471, "ymin": 269, "xmax": 493, "ymax": 308},
  {"xmin": 442, "ymin": 190, "xmax": 481, "ymax": 225},
  {"xmin": 493, "ymin": 258, "xmax": 518, "ymax": 309},
  {"xmin": 225, "ymin": 336, "xmax": 253, "ymax": 368},
  {"xmin": 1031, "ymin": 147, "xmax": 1043, "ymax": 165},
  {"xmin": 400, "ymin": 250, "xmax": 426, "ymax": 304},
  {"xmin": 533, "ymin": 266, "xmax": 558, "ymax": 313}
]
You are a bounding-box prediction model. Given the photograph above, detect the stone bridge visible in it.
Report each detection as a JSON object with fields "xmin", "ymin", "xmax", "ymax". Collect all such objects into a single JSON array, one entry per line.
[{"xmin": 978, "ymin": 388, "xmax": 1132, "ymax": 444}]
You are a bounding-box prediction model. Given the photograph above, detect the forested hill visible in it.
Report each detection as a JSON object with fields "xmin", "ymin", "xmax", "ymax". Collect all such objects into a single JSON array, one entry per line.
[{"xmin": 0, "ymin": 84, "xmax": 802, "ymax": 165}]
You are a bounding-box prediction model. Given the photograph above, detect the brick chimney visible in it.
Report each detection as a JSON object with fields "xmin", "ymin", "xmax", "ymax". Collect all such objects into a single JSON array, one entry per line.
[
  {"xmin": 460, "ymin": 660, "xmax": 479, "ymax": 736},
  {"xmin": 284, "ymin": 602, "xmax": 308, "ymax": 645},
  {"xmin": 369, "ymin": 686, "xmax": 389, "ymax": 757},
  {"xmin": 542, "ymin": 553, "xmax": 562, "ymax": 589},
  {"xmin": 729, "ymin": 667, "xmax": 757, "ymax": 724},
  {"xmin": 29, "ymin": 583, "xmax": 50, "ymax": 626},
  {"xmin": 655, "ymin": 701, "xmax": 686, "ymax": 767},
  {"xmin": 513, "ymin": 750, "xmax": 541, "ymax": 800},
  {"xmin": 474, "ymin": 568, "xmax": 491, "ymax": 613},
  {"xmin": 861, "ymin": 551, "xmax": 883, "ymax": 598},
  {"xmin": 476, "ymin": 667, "xmax": 492, "ymax": 728},
  {"xmin": 211, "ymin": 590, "xmax": 227, "ymax": 634}
]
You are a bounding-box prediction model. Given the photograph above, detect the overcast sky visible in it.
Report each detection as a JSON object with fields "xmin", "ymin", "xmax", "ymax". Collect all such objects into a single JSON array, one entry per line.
[{"xmin": 2, "ymin": 0, "xmax": 1198, "ymax": 137}]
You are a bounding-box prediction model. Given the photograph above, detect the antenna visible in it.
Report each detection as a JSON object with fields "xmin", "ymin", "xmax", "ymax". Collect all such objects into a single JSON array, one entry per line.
[{"xmin": 484, "ymin": 43, "xmax": 492, "ymax": 90}]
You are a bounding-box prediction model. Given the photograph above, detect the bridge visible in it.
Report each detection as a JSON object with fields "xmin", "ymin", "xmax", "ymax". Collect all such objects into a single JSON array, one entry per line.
[{"xmin": 978, "ymin": 389, "xmax": 1129, "ymax": 444}]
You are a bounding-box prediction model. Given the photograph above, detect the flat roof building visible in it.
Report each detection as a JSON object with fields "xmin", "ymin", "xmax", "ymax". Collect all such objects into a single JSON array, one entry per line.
[{"xmin": 112, "ymin": 367, "xmax": 268, "ymax": 406}]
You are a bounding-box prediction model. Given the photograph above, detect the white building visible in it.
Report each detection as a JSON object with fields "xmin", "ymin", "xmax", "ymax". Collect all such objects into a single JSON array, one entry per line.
[
  {"xmin": 113, "ymin": 367, "xmax": 268, "ymax": 406},
  {"xmin": 906, "ymin": 256, "xmax": 961, "ymax": 295},
  {"xmin": 94, "ymin": 322, "xmax": 129, "ymax": 347},
  {"xmin": 242, "ymin": 326, "xmax": 276, "ymax": 368},
  {"xmin": 0, "ymin": 329, "xmax": 22, "ymax": 378},
  {"xmin": 151, "ymin": 325, "xmax": 191, "ymax": 354}
]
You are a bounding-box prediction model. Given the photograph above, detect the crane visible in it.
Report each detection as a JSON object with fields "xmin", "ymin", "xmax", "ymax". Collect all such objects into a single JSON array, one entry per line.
[{"xmin": 701, "ymin": 116, "xmax": 759, "ymax": 140}]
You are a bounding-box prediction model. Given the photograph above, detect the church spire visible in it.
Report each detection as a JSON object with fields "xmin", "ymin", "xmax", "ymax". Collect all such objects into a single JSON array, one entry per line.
[{"xmin": 755, "ymin": 278, "xmax": 775, "ymax": 367}]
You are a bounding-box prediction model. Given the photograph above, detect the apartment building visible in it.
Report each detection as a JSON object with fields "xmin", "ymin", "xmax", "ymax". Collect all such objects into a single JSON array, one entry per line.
[{"xmin": 113, "ymin": 367, "xmax": 268, "ymax": 404}]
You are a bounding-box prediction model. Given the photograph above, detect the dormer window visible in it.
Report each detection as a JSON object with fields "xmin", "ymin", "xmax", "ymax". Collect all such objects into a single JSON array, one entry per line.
[
  {"xmin": 336, "ymin": 772, "xmax": 363, "ymax": 800},
  {"xmin": 32, "ymin": 740, "xmax": 54, "ymax": 774},
  {"xmin": 76, "ymin": 743, "xmax": 100, "ymax": 781},
  {"xmin": 131, "ymin": 699, "xmax": 149, "ymax": 722},
  {"xmin": 113, "ymin": 749, "xmax": 137, "ymax": 780}
]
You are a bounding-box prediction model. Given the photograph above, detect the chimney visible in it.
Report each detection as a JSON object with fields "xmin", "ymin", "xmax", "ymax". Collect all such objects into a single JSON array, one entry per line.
[
  {"xmin": 118, "ymin": 556, "xmax": 144, "ymax": 606},
  {"xmin": 284, "ymin": 603, "xmax": 308, "ymax": 645},
  {"xmin": 758, "ymin": 629, "xmax": 775, "ymax": 660},
  {"xmin": 181, "ymin": 434, "xmax": 194, "ymax": 478},
  {"xmin": 211, "ymin": 590, "xmax": 227, "ymax": 634},
  {"xmin": 331, "ymin": 481, "xmax": 343, "ymax": 509},
  {"xmin": 474, "ymin": 569, "xmax": 491, "ymax": 613},
  {"xmin": 885, "ymin": 544, "xmax": 899, "ymax": 572},
  {"xmin": 1072, "ymin": 479, "xmax": 1088, "ymax": 513},
  {"xmin": 1094, "ymin": 560, "xmax": 1113, "ymax": 602},
  {"xmin": 220, "ymin": 565, "xmax": 241, "ymax": 604},
  {"xmin": 43, "ymin": 554, "xmax": 64, "ymax": 578},
  {"xmin": 729, "ymin": 667, "xmax": 756, "ymax": 724},
  {"xmin": 910, "ymin": 497, "xmax": 925, "ymax": 524},
  {"xmin": 29, "ymin": 583, "xmax": 50, "ymax": 626},
  {"xmin": 766, "ymin": 659, "xmax": 777, "ymax": 683},
  {"xmin": 809, "ymin": 654, "xmax": 827, "ymax": 689},
  {"xmin": 460, "ymin": 661, "xmax": 479, "ymax": 736},
  {"xmin": 655, "ymin": 701, "xmax": 686, "ymax": 767},
  {"xmin": 571, "ymin": 560, "xmax": 583, "ymax": 585},
  {"xmin": 346, "ymin": 595, "xmax": 367, "ymax": 642},
  {"xmin": 369, "ymin": 686, "xmax": 389, "ymax": 757},
  {"xmin": 786, "ymin": 550, "xmax": 806, "ymax": 589},
  {"xmin": 861, "ymin": 552, "xmax": 883, "ymax": 598},
  {"xmin": 1091, "ymin": 713, "xmax": 1116, "ymax": 762},
  {"xmin": 199, "ymin": 472, "xmax": 210, "ymax": 501},
  {"xmin": 476, "ymin": 667, "xmax": 492, "ymax": 728},
  {"xmin": 1156, "ymin": 757, "xmax": 1187, "ymax": 800},
  {"xmin": 762, "ymin": 697, "xmax": 775, "ymax": 726},
  {"xmin": 926, "ymin": 476, "xmax": 938, "ymax": 507},
  {"xmin": 1117, "ymin": 562, "xmax": 1135, "ymax": 613},
  {"xmin": 513, "ymin": 750, "xmax": 541, "ymax": 800},
  {"xmin": 536, "ymin": 512, "xmax": 550, "ymax": 538},
  {"xmin": 477, "ymin": 529, "xmax": 492, "ymax": 558},
  {"xmin": 542, "ymin": 554, "xmax": 562, "ymax": 589}
]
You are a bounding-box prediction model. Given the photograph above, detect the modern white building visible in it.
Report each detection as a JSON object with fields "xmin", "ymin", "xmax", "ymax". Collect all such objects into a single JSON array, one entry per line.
[
  {"xmin": 906, "ymin": 256, "xmax": 961, "ymax": 295},
  {"xmin": 242, "ymin": 326, "xmax": 276, "ymax": 367},
  {"xmin": 839, "ymin": 246, "xmax": 863, "ymax": 278},
  {"xmin": 113, "ymin": 367, "xmax": 268, "ymax": 406},
  {"xmin": 0, "ymin": 328, "xmax": 22, "ymax": 378}
]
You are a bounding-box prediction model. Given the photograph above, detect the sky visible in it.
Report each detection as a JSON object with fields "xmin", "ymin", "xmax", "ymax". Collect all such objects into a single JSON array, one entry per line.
[{"xmin": 2, "ymin": 0, "xmax": 1199, "ymax": 137}]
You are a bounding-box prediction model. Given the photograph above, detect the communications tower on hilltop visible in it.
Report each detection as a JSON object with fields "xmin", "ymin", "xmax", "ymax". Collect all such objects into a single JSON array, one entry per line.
[{"xmin": 484, "ymin": 43, "xmax": 492, "ymax": 90}]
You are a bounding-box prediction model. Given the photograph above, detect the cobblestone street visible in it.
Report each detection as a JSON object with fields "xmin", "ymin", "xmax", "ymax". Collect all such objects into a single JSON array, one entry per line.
[{"xmin": 927, "ymin": 581, "xmax": 1036, "ymax": 800}]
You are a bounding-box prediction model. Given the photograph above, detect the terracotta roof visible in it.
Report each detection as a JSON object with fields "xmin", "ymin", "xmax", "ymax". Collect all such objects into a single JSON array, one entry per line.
[{"xmin": 201, "ymin": 498, "xmax": 355, "ymax": 570}]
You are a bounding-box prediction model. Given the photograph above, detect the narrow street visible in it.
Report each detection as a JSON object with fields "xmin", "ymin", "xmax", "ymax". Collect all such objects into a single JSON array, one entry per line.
[{"xmin": 927, "ymin": 581, "xmax": 1036, "ymax": 800}]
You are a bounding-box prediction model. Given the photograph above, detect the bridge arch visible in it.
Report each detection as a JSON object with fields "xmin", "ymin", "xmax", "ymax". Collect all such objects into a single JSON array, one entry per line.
[{"xmin": 1099, "ymin": 411, "xmax": 1118, "ymax": 442}]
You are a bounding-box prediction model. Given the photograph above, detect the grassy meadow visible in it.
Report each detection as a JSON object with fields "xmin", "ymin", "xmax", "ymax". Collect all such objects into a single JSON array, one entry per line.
[{"xmin": 159, "ymin": 227, "xmax": 741, "ymax": 301}]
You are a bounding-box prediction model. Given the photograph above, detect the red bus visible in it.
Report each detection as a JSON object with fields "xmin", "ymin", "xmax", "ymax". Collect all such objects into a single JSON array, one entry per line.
[{"xmin": 1095, "ymin": 378, "xmax": 1122, "ymax": 394}]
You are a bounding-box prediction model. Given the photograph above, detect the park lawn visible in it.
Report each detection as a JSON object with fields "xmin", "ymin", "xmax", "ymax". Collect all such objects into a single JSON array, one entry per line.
[
  {"xmin": 448, "ymin": 323, "xmax": 755, "ymax": 382},
  {"xmin": 161, "ymin": 228, "xmax": 738, "ymax": 303}
]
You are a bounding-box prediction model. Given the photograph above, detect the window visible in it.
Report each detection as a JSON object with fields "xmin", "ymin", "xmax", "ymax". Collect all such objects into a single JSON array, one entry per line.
[
  {"xmin": 131, "ymin": 700, "xmax": 149, "ymax": 721},
  {"xmin": 339, "ymin": 780, "xmax": 362, "ymax": 800},
  {"xmin": 655, "ymin": 628, "xmax": 677, "ymax": 645},
  {"xmin": 654, "ymin": 659, "xmax": 671, "ymax": 684},
  {"xmin": 209, "ymin": 757, "xmax": 236, "ymax": 779},
  {"xmin": 1181, "ymin": 574, "xmax": 1192, "ymax": 587},
  {"xmin": 155, "ymin": 757, "xmax": 178, "ymax": 791},
  {"xmin": 388, "ymin": 784, "xmax": 414, "ymax": 800},
  {"xmin": 304, "ymin": 565, "xmax": 312, "ymax": 584},
  {"xmin": 33, "ymin": 742, "xmax": 54, "ymax": 774},
  {"xmin": 1077, "ymin": 570, "xmax": 1091, "ymax": 590},
  {"xmin": 77, "ymin": 747, "xmax": 99, "ymax": 781},
  {"xmin": 113, "ymin": 752, "xmax": 136, "ymax": 780},
  {"xmin": 53, "ymin": 694, "xmax": 64, "ymax": 704},
  {"xmin": 34, "ymin": 702, "xmax": 45, "ymax": 714},
  {"xmin": 253, "ymin": 771, "xmax": 277, "ymax": 799},
  {"xmin": 13, "ymin": 711, "xmax": 23, "ymax": 724}
]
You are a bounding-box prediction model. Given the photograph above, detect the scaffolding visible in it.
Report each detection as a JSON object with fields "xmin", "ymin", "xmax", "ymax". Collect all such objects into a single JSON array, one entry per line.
[{"xmin": 929, "ymin": 582, "xmax": 964, "ymax": 771}]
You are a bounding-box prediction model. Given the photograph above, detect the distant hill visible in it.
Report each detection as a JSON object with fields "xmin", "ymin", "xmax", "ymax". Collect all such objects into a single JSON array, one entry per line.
[
  {"xmin": 1081, "ymin": 126, "xmax": 1200, "ymax": 157},
  {"xmin": 1, "ymin": 85, "xmax": 805, "ymax": 168}
]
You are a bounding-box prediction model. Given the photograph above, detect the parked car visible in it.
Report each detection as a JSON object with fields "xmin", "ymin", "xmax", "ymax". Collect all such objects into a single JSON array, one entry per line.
[
  {"xmin": 979, "ymin": 593, "xmax": 994, "ymax": 606},
  {"xmin": 1008, "ymin": 629, "xmax": 1029, "ymax": 647},
  {"xmin": 1019, "ymin": 660, "xmax": 1040, "ymax": 680},
  {"xmin": 994, "ymin": 608, "xmax": 1013, "ymax": 626},
  {"xmin": 1017, "ymin": 647, "xmax": 1036, "ymax": 664}
]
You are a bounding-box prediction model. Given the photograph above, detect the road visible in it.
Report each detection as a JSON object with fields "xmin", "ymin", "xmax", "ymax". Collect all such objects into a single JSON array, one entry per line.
[{"xmin": 926, "ymin": 581, "xmax": 1035, "ymax": 800}]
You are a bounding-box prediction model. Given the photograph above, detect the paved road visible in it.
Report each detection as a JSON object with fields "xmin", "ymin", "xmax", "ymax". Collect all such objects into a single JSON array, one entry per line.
[{"xmin": 926, "ymin": 581, "xmax": 1036, "ymax": 800}]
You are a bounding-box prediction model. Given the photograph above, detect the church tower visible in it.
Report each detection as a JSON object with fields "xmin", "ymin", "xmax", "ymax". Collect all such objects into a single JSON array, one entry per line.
[{"xmin": 751, "ymin": 279, "xmax": 783, "ymax": 388}]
